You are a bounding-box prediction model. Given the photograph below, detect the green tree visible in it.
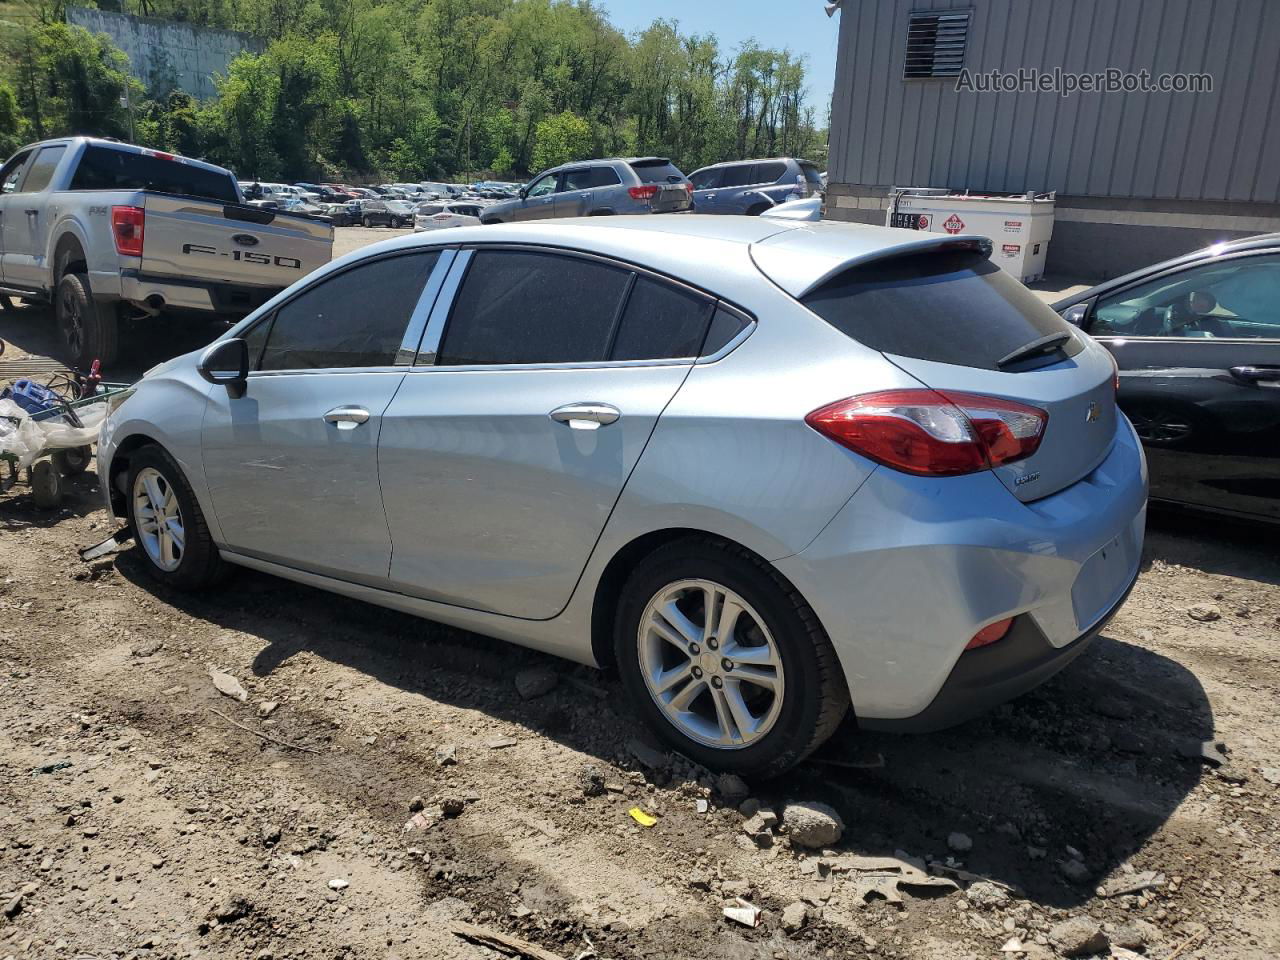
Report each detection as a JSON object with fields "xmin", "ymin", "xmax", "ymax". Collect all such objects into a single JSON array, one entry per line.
[{"xmin": 531, "ymin": 109, "xmax": 589, "ymax": 172}]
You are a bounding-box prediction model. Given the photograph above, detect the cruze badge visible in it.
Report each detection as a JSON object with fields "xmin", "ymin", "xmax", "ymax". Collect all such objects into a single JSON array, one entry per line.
[{"xmin": 1085, "ymin": 401, "xmax": 1101, "ymax": 422}]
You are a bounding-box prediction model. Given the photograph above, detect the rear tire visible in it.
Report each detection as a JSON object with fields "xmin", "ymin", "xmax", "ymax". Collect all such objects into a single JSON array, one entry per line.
[
  {"xmin": 56, "ymin": 273, "xmax": 117, "ymax": 370},
  {"xmin": 362, "ymin": 216, "xmax": 373, "ymax": 228},
  {"xmin": 126, "ymin": 445, "xmax": 228, "ymax": 590},
  {"xmin": 613, "ymin": 537, "xmax": 848, "ymax": 778}
]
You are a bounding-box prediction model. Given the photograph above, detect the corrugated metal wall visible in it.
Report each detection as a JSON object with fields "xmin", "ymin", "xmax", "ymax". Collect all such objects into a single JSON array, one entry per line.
[{"xmin": 828, "ymin": 0, "xmax": 1280, "ymax": 203}]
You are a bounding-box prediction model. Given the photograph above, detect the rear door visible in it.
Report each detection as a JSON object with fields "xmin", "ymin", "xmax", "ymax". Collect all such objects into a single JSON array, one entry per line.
[
  {"xmin": 554, "ymin": 166, "xmax": 595, "ymax": 217},
  {"xmin": 201, "ymin": 248, "xmax": 446, "ymax": 585},
  {"xmin": 379, "ymin": 246, "xmax": 717, "ymax": 618},
  {"xmin": 1085, "ymin": 252, "xmax": 1280, "ymax": 519}
]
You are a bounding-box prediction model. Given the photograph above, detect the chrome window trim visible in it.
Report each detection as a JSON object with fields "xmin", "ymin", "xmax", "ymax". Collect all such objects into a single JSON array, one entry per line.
[
  {"xmin": 416, "ymin": 249, "xmax": 474, "ymax": 365},
  {"xmin": 247, "ymin": 367, "xmax": 408, "ymax": 378},
  {"xmin": 395, "ymin": 247, "xmax": 458, "ymax": 364}
]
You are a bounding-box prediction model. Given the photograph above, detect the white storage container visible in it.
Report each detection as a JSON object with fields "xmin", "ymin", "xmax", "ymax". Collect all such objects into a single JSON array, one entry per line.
[{"xmin": 885, "ymin": 190, "xmax": 1056, "ymax": 283}]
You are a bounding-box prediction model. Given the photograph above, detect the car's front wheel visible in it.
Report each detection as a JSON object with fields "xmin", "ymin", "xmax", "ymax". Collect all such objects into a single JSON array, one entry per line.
[
  {"xmin": 614, "ymin": 537, "xmax": 848, "ymax": 777},
  {"xmin": 126, "ymin": 445, "xmax": 227, "ymax": 590}
]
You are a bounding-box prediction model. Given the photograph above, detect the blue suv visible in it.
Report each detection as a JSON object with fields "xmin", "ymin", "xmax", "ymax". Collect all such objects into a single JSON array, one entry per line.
[{"xmin": 687, "ymin": 158, "xmax": 824, "ymax": 216}]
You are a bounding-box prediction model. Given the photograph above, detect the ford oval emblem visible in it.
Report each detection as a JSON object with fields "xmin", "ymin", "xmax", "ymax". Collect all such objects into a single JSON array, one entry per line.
[{"xmin": 232, "ymin": 234, "xmax": 259, "ymax": 247}]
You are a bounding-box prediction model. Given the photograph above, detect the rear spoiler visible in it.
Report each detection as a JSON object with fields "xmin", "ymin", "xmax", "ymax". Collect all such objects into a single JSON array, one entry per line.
[{"xmin": 749, "ymin": 227, "xmax": 993, "ymax": 298}]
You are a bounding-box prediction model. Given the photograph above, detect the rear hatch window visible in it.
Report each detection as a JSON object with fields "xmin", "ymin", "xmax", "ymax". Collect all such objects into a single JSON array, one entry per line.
[
  {"xmin": 629, "ymin": 159, "xmax": 687, "ymax": 184},
  {"xmin": 70, "ymin": 145, "xmax": 239, "ymax": 203},
  {"xmin": 801, "ymin": 250, "xmax": 1082, "ymax": 371}
]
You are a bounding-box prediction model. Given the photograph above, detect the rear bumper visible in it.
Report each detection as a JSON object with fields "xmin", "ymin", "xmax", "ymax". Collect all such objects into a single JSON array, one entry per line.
[
  {"xmin": 859, "ymin": 568, "xmax": 1137, "ymax": 732},
  {"xmin": 106, "ymin": 271, "xmax": 282, "ymax": 316},
  {"xmin": 775, "ymin": 415, "xmax": 1148, "ymax": 724}
]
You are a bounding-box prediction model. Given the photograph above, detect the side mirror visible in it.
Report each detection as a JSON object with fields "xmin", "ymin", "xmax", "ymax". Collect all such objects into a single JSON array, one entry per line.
[
  {"xmin": 1059, "ymin": 302, "xmax": 1090, "ymax": 328},
  {"xmin": 198, "ymin": 338, "xmax": 249, "ymax": 398},
  {"xmin": 518, "ymin": 187, "xmax": 528, "ymax": 200}
]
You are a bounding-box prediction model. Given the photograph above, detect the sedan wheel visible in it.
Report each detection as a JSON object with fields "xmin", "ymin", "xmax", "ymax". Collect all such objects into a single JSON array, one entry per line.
[
  {"xmin": 638, "ymin": 579, "xmax": 784, "ymax": 748},
  {"xmin": 132, "ymin": 466, "xmax": 185, "ymax": 572}
]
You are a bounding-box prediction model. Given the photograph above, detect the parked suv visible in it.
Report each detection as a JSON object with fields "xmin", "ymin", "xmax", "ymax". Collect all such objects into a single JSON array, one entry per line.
[
  {"xmin": 688, "ymin": 158, "xmax": 824, "ymax": 216},
  {"xmin": 357, "ymin": 199, "xmax": 414, "ymax": 228},
  {"xmin": 480, "ymin": 158, "xmax": 692, "ymax": 223}
]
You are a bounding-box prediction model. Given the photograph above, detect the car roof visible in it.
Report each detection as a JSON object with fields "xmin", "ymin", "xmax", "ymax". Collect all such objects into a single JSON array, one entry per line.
[
  {"xmin": 333, "ymin": 216, "xmax": 991, "ymax": 299},
  {"xmin": 1051, "ymin": 231, "xmax": 1280, "ymax": 309},
  {"xmin": 693, "ymin": 157, "xmax": 800, "ymax": 172}
]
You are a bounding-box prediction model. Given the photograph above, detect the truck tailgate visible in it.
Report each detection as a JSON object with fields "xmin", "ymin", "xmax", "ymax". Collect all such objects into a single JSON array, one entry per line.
[{"xmin": 139, "ymin": 194, "xmax": 333, "ymax": 288}]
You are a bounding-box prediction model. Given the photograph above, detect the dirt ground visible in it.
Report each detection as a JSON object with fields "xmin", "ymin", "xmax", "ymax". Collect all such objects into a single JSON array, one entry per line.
[{"xmin": 2, "ymin": 228, "xmax": 1279, "ymax": 960}]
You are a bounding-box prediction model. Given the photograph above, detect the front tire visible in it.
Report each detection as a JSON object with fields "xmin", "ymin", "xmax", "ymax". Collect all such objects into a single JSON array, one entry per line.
[
  {"xmin": 362, "ymin": 216, "xmax": 373, "ymax": 228},
  {"xmin": 126, "ymin": 445, "xmax": 227, "ymax": 590},
  {"xmin": 56, "ymin": 273, "xmax": 118, "ymax": 369},
  {"xmin": 614, "ymin": 537, "xmax": 848, "ymax": 778}
]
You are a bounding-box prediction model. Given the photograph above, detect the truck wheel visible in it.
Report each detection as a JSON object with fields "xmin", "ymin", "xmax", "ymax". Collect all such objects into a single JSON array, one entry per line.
[{"xmin": 56, "ymin": 273, "xmax": 117, "ymax": 370}]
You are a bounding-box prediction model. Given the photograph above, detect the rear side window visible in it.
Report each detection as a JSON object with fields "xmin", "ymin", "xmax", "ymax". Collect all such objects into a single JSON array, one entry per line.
[
  {"xmin": 259, "ymin": 251, "xmax": 439, "ymax": 370},
  {"xmin": 18, "ymin": 145, "xmax": 66, "ymax": 193},
  {"xmin": 802, "ymin": 250, "xmax": 1081, "ymax": 371},
  {"xmin": 561, "ymin": 168, "xmax": 594, "ymax": 191},
  {"xmin": 588, "ymin": 166, "xmax": 622, "ymax": 188},
  {"xmin": 629, "ymin": 159, "xmax": 686, "ymax": 184},
  {"xmin": 612, "ymin": 277, "xmax": 712, "ymax": 361},
  {"xmin": 703, "ymin": 306, "xmax": 751, "ymax": 355},
  {"xmin": 753, "ymin": 161, "xmax": 787, "ymax": 184},
  {"xmin": 438, "ymin": 251, "xmax": 630, "ymax": 365},
  {"xmin": 718, "ymin": 164, "xmax": 757, "ymax": 188},
  {"xmin": 70, "ymin": 146, "xmax": 239, "ymax": 202},
  {"xmin": 800, "ymin": 163, "xmax": 824, "ymax": 186}
]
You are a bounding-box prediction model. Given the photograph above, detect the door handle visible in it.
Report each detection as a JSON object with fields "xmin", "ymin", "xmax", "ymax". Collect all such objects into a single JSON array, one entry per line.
[
  {"xmin": 549, "ymin": 402, "xmax": 620, "ymax": 430},
  {"xmin": 24, "ymin": 209, "xmax": 38, "ymax": 216},
  {"xmin": 1230, "ymin": 366, "xmax": 1280, "ymax": 386},
  {"xmin": 323, "ymin": 405, "xmax": 371, "ymax": 430}
]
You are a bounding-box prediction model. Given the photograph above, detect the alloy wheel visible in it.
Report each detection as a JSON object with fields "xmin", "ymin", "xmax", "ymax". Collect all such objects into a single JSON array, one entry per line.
[
  {"xmin": 59, "ymin": 284, "xmax": 84, "ymax": 357},
  {"xmin": 638, "ymin": 578, "xmax": 785, "ymax": 749},
  {"xmin": 132, "ymin": 467, "xmax": 185, "ymax": 572}
]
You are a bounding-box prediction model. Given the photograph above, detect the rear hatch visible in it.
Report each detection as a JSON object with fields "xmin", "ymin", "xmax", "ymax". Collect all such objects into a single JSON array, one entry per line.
[
  {"xmin": 140, "ymin": 194, "xmax": 333, "ymax": 288},
  {"xmin": 629, "ymin": 158, "xmax": 692, "ymax": 213},
  {"xmin": 757, "ymin": 230, "xmax": 1116, "ymax": 501}
]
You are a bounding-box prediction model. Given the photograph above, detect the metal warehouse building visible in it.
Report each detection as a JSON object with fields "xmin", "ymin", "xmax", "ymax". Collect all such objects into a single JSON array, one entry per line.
[{"xmin": 824, "ymin": 0, "xmax": 1280, "ymax": 280}]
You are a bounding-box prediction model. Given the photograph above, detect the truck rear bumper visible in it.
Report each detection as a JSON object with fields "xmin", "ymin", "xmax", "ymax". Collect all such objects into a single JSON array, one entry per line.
[{"xmin": 105, "ymin": 270, "xmax": 282, "ymax": 316}]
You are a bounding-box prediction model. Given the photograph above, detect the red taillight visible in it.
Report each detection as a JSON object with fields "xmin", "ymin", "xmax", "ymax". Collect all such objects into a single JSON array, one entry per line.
[
  {"xmin": 683, "ymin": 182, "xmax": 694, "ymax": 195},
  {"xmin": 805, "ymin": 389, "xmax": 1048, "ymax": 477},
  {"xmin": 628, "ymin": 185, "xmax": 659, "ymax": 201},
  {"xmin": 965, "ymin": 617, "xmax": 1014, "ymax": 651},
  {"xmin": 111, "ymin": 205, "xmax": 144, "ymax": 257}
]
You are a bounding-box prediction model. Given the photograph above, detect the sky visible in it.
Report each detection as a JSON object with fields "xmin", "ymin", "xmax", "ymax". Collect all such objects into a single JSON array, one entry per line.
[{"xmin": 601, "ymin": 0, "xmax": 842, "ymax": 116}]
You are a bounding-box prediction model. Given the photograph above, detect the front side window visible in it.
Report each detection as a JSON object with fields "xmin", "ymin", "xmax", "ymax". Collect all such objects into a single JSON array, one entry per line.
[
  {"xmin": 0, "ymin": 150, "xmax": 32, "ymax": 194},
  {"xmin": 689, "ymin": 168, "xmax": 722, "ymax": 190},
  {"xmin": 18, "ymin": 145, "xmax": 66, "ymax": 193},
  {"xmin": 258, "ymin": 251, "xmax": 439, "ymax": 370},
  {"xmin": 1091, "ymin": 254, "xmax": 1280, "ymax": 340},
  {"xmin": 437, "ymin": 250, "xmax": 630, "ymax": 365},
  {"xmin": 526, "ymin": 174, "xmax": 558, "ymax": 198}
]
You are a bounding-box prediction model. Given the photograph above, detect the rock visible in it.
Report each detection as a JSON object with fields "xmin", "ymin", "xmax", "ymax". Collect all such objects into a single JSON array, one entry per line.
[
  {"xmin": 716, "ymin": 773, "xmax": 750, "ymax": 803},
  {"xmin": 1112, "ymin": 920, "xmax": 1158, "ymax": 951},
  {"xmin": 782, "ymin": 801, "xmax": 844, "ymax": 849},
  {"xmin": 627, "ymin": 738, "xmax": 670, "ymax": 770},
  {"xmin": 1048, "ymin": 917, "xmax": 1108, "ymax": 957},
  {"xmin": 738, "ymin": 797, "xmax": 760, "ymax": 818},
  {"xmin": 695, "ymin": 798, "xmax": 709, "ymax": 814},
  {"xmin": 257, "ymin": 701, "xmax": 279, "ymax": 718},
  {"xmin": 1060, "ymin": 859, "xmax": 1091, "ymax": 884},
  {"xmin": 1177, "ymin": 739, "xmax": 1228, "ymax": 767},
  {"xmin": 688, "ymin": 871, "xmax": 712, "ymax": 891},
  {"xmin": 210, "ymin": 669, "xmax": 248, "ymax": 702},
  {"xmin": 966, "ymin": 881, "xmax": 1009, "ymax": 909},
  {"xmin": 130, "ymin": 639, "xmax": 163, "ymax": 657},
  {"xmin": 435, "ymin": 744, "xmax": 458, "ymax": 767},
  {"xmin": 408, "ymin": 796, "xmax": 425, "ymax": 812},
  {"xmin": 781, "ymin": 901, "xmax": 808, "ymax": 932},
  {"xmin": 948, "ymin": 831, "xmax": 973, "ymax": 853},
  {"xmin": 486, "ymin": 737, "xmax": 518, "ymax": 750},
  {"xmin": 212, "ymin": 894, "xmax": 252, "ymax": 923},
  {"xmin": 514, "ymin": 666, "xmax": 558, "ymax": 700},
  {"xmin": 1262, "ymin": 767, "xmax": 1280, "ymax": 786},
  {"xmin": 440, "ymin": 797, "xmax": 465, "ymax": 817},
  {"xmin": 579, "ymin": 765, "xmax": 606, "ymax": 797},
  {"xmin": 260, "ymin": 823, "xmax": 282, "ymax": 847},
  {"xmin": 1186, "ymin": 602, "xmax": 1221, "ymax": 622},
  {"xmin": 720, "ymin": 879, "xmax": 752, "ymax": 898},
  {"xmin": 1093, "ymin": 696, "xmax": 1136, "ymax": 720},
  {"xmin": 327, "ymin": 878, "xmax": 349, "ymax": 891},
  {"xmin": 3, "ymin": 894, "xmax": 22, "ymax": 918}
]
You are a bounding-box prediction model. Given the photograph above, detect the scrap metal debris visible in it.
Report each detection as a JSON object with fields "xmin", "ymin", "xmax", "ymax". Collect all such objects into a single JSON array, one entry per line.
[
  {"xmin": 1099, "ymin": 870, "xmax": 1167, "ymax": 898},
  {"xmin": 722, "ymin": 897, "xmax": 762, "ymax": 927}
]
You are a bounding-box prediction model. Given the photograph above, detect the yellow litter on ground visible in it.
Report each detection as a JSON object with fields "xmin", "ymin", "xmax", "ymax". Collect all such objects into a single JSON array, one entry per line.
[{"xmin": 628, "ymin": 807, "xmax": 658, "ymax": 828}]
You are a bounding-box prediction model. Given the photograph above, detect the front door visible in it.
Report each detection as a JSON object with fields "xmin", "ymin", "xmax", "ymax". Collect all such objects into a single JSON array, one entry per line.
[
  {"xmin": 0, "ymin": 144, "xmax": 65, "ymax": 291},
  {"xmin": 1088, "ymin": 251, "xmax": 1280, "ymax": 520},
  {"xmin": 201, "ymin": 248, "xmax": 445, "ymax": 585},
  {"xmin": 511, "ymin": 172, "xmax": 560, "ymax": 221},
  {"xmin": 380, "ymin": 247, "xmax": 718, "ymax": 619}
]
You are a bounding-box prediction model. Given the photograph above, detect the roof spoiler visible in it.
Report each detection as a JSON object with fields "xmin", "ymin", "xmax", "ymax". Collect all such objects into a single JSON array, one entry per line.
[{"xmin": 750, "ymin": 228, "xmax": 993, "ymax": 298}]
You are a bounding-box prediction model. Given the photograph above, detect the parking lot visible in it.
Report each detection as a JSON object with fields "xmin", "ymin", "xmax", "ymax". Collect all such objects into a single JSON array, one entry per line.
[{"xmin": 1, "ymin": 226, "xmax": 1278, "ymax": 960}]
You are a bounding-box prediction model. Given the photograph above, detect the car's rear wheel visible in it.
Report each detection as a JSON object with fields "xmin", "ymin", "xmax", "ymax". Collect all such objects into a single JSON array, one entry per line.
[
  {"xmin": 614, "ymin": 537, "xmax": 848, "ymax": 777},
  {"xmin": 126, "ymin": 445, "xmax": 227, "ymax": 590},
  {"xmin": 57, "ymin": 273, "xmax": 117, "ymax": 369},
  {"xmin": 390, "ymin": 216, "xmax": 402, "ymax": 228},
  {"xmin": 362, "ymin": 216, "xmax": 373, "ymax": 228}
]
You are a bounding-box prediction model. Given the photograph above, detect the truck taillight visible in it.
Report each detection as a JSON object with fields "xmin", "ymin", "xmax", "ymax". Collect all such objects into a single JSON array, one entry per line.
[
  {"xmin": 111, "ymin": 206, "xmax": 144, "ymax": 257},
  {"xmin": 628, "ymin": 185, "xmax": 659, "ymax": 202}
]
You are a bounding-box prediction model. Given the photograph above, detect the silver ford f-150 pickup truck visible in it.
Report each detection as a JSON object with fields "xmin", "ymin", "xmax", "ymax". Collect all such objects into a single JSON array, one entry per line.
[{"xmin": 0, "ymin": 137, "xmax": 333, "ymax": 368}]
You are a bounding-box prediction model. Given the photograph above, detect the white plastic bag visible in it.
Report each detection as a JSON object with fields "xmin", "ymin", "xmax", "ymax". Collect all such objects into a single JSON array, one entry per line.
[{"xmin": 0, "ymin": 398, "xmax": 105, "ymax": 469}]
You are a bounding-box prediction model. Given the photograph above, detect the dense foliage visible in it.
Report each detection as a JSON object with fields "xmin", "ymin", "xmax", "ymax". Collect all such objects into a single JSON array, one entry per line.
[{"xmin": 0, "ymin": 0, "xmax": 826, "ymax": 181}]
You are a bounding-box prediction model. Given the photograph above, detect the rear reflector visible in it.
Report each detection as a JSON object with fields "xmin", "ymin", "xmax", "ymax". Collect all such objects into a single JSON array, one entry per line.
[
  {"xmin": 628, "ymin": 185, "xmax": 659, "ymax": 201},
  {"xmin": 805, "ymin": 389, "xmax": 1047, "ymax": 477},
  {"xmin": 111, "ymin": 205, "xmax": 145, "ymax": 257},
  {"xmin": 965, "ymin": 617, "xmax": 1014, "ymax": 651}
]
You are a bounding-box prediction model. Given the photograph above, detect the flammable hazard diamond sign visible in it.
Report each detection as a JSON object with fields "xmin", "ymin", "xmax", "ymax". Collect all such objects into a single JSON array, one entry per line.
[{"xmin": 942, "ymin": 213, "xmax": 965, "ymax": 234}]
